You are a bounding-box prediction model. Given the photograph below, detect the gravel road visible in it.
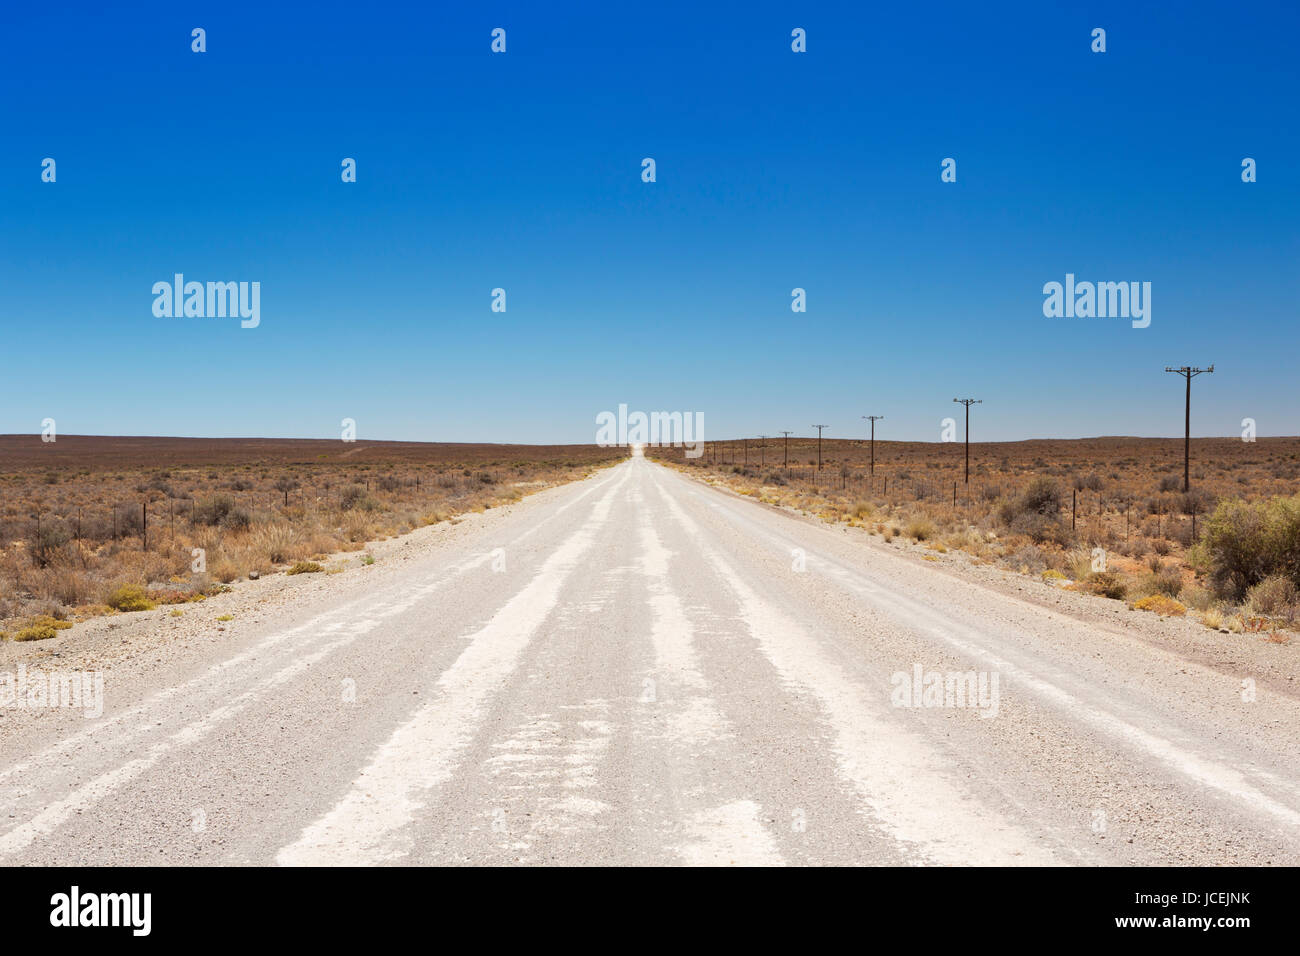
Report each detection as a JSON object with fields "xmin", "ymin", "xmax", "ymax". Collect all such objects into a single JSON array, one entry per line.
[{"xmin": 1, "ymin": 454, "xmax": 1296, "ymax": 865}]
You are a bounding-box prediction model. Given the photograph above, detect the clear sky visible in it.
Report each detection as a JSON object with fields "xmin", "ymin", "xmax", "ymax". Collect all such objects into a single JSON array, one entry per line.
[{"xmin": 1, "ymin": 1, "xmax": 1295, "ymax": 444}]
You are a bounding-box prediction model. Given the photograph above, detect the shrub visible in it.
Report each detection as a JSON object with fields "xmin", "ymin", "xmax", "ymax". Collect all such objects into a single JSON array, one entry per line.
[
  {"xmin": 904, "ymin": 518, "xmax": 935, "ymax": 541},
  {"xmin": 211, "ymin": 558, "xmax": 240, "ymax": 584},
  {"xmin": 194, "ymin": 495, "xmax": 238, "ymax": 527},
  {"xmin": 286, "ymin": 561, "xmax": 324, "ymax": 575},
  {"xmin": 1180, "ymin": 585, "xmax": 1214, "ymax": 612},
  {"xmin": 146, "ymin": 588, "xmax": 201, "ymax": 605},
  {"xmin": 1133, "ymin": 594, "xmax": 1187, "ymax": 616},
  {"xmin": 1245, "ymin": 575, "xmax": 1299, "ymax": 620},
  {"xmin": 1189, "ymin": 493, "xmax": 1300, "ymax": 600},
  {"xmin": 273, "ymin": 475, "xmax": 301, "ymax": 503},
  {"xmin": 1134, "ymin": 570, "xmax": 1183, "ymax": 599},
  {"xmin": 252, "ymin": 523, "xmax": 299, "ymax": 564},
  {"xmin": 998, "ymin": 478, "xmax": 1071, "ymax": 544},
  {"xmin": 1176, "ymin": 489, "xmax": 1215, "ymax": 516},
  {"xmin": 339, "ymin": 485, "xmax": 370, "ymax": 510},
  {"xmin": 105, "ymin": 583, "xmax": 156, "ymax": 612},
  {"xmin": 1084, "ymin": 571, "xmax": 1128, "ymax": 600},
  {"xmin": 32, "ymin": 522, "xmax": 71, "ymax": 568},
  {"xmin": 220, "ymin": 507, "xmax": 252, "ymax": 532},
  {"xmin": 1011, "ymin": 545, "xmax": 1046, "ymax": 574},
  {"xmin": 1018, "ymin": 477, "xmax": 1063, "ymax": 515},
  {"xmin": 30, "ymin": 615, "xmax": 73, "ymax": 631},
  {"xmin": 13, "ymin": 623, "xmax": 59, "ymax": 642}
]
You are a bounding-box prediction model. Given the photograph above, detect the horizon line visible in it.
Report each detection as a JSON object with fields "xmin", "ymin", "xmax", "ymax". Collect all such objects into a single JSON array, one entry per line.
[{"xmin": 4, "ymin": 433, "xmax": 1294, "ymax": 446}]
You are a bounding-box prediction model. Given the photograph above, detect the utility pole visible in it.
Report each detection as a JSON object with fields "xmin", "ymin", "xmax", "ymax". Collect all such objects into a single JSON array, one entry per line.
[
  {"xmin": 758, "ymin": 436, "xmax": 766, "ymax": 468},
  {"xmin": 862, "ymin": 415, "xmax": 884, "ymax": 476},
  {"xmin": 812, "ymin": 425, "xmax": 828, "ymax": 470},
  {"xmin": 1164, "ymin": 365, "xmax": 1214, "ymax": 492},
  {"xmin": 780, "ymin": 431, "xmax": 792, "ymax": 467},
  {"xmin": 952, "ymin": 399, "xmax": 982, "ymax": 484}
]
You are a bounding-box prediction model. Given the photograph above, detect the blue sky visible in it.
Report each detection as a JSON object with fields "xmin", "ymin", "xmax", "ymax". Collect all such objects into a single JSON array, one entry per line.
[{"xmin": 1, "ymin": 1, "xmax": 1296, "ymax": 444}]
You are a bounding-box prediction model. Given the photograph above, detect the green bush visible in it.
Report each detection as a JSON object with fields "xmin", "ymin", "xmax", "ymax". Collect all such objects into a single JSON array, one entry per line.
[
  {"xmin": 286, "ymin": 561, "xmax": 324, "ymax": 575},
  {"xmin": 14, "ymin": 623, "xmax": 59, "ymax": 642},
  {"xmin": 1189, "ymin": 493, "xmax": 1300, "ymax": 600},
  {"xmin": 106, "ymin": 583, "xmax": 156, "ymax": 612}
]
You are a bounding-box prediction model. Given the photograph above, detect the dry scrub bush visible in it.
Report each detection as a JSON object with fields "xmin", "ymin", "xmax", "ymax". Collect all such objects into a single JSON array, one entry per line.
[
  {"xmin": 997, "ymin": 478, "xmax": 1073, "ymax": 546},
  {"xmin": 1132, "ymin": 594, "xmax": 1187, "ymax": 616},
  {"xmin": 1189, "ymin": 493, "xmax": 1300, "ymax": 600},
  {"xmin": 1245, "ymin": 575, "xmax": 1299, "ymax": 621}
]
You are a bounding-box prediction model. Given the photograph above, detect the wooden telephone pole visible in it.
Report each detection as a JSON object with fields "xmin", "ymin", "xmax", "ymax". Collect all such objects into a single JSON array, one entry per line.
[
  {"xmin": 1164, "ymin": 366, "xmax": 1214, "ymax": 491},
  {"xmin": 812, "ymin": 425, "xmax": 828, "ymax": 471},
  {"xmin": 862, "ymin": 415, "xmax": 884, "ymax": 476},
  {"xmin": 952, "ymin": 399, "xmax": 982, "ymax": 484}
]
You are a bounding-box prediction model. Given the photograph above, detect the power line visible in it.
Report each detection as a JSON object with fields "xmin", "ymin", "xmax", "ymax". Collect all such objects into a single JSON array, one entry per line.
[
  {"xmin": 862, "ymin": 415, "xmax": 884, "ymax": 476},
  {"xmin": 780, "ymin": 431, "xmax": 792, "ymax": 467},
  {"xmin": 812, "ymin": 425, "xmax": 828, "ymax": 470},
  {"xmin": 952, "ymin": 399, "xmax": 982, "ymax": 484},
  {"xmin": 1164, "ymin": 365, "xmax": 1214, "ymax": 492}
]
